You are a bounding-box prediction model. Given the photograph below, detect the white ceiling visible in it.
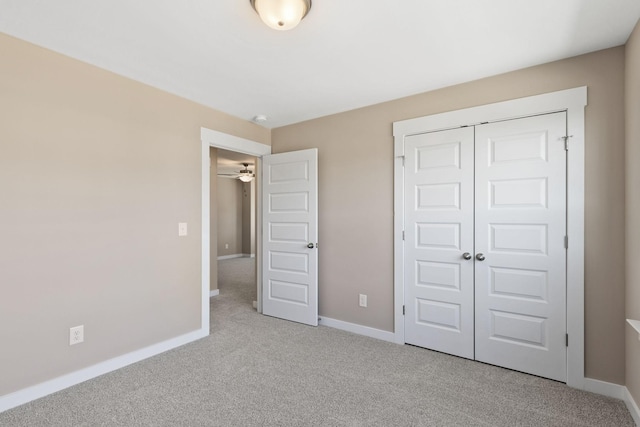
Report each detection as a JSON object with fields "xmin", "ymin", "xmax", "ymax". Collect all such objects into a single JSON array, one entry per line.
[{"xmin": 1, "ymin": 1, "xmax": 639, "ymax": 128}]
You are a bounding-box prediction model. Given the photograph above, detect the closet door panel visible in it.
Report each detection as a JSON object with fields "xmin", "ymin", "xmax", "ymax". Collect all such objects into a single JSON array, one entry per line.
[
  {"xmin": 404, "ymin": 127, "xmax": 475, "ymax": 359},
  {"xmin": 474, "ymin": 113, "xmax": 567, "ymax": 382}
]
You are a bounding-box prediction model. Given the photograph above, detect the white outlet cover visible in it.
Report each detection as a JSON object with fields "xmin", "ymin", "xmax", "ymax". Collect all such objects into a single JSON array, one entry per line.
[
  {"xmin": 178, "ymin": 222, "xmax": 188, "ymax": 236},
  {"xmin": 69, "ymin": 325, "xmax": 84, "ymax": 346}
]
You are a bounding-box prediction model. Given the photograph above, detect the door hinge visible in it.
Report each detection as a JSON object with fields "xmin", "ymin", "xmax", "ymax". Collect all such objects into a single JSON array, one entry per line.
[
  {"xmin": 566, "ymin": 333, "xmax": 569, "ymax": 347},
  {"xmin": 403, "ymin": 305, "xmax": 405, "ymax": 315},
  {"xmin": 562, "ymin": 135, "xmax": 573, "ymax": 151},
  {"xmin": 564, "ymin": 235, "xmax": 568, "ymax": 249},
  {"xmin": 402, "ymin": 230, "xmax": 405, "ymax": 241},
  {"xmin": 399, "ymin": 155, "xmax": 405, "ymax": 167}
]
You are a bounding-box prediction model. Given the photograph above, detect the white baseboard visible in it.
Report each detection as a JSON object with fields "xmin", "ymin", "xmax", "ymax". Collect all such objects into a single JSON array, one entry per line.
[
  {"xmin": 583, "ymin": 379, "xmax": 640, "ymax": 425},
  {"xmin": 318, "ymin": 316, "xmax": 396, "ymax": 343},
  {"xmin": 625, "ymin": 387, "xmax": 640, "ymax": 426},
  {"xmin": 217, "ymin": 254, "xmax": 243, "ymax": 260},
  {"xmin": 209, "ymin": 289, "xmax": 219, "ymax": 297},
  {"xmin": 0, "ymin": 328, "xmax": 208, "ymax": 413},
  {"xmin": 583, "ymin": 378, "xmax": 626, "ymax": 399},
  {"xmin": 217, "ymin": 254, "xmax": 255, "ymax": 261}
]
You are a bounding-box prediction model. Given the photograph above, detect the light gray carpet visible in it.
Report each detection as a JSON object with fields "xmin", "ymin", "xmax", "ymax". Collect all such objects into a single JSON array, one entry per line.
[{"xmin": 0, "ymin": 257, "xmax": 634, "ymax": 426}]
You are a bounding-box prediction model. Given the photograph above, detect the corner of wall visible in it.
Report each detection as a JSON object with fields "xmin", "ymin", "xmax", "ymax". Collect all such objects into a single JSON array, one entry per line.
[{"xmin": 625, "ymin": 16, "xmax": 640, "ymax": 420}]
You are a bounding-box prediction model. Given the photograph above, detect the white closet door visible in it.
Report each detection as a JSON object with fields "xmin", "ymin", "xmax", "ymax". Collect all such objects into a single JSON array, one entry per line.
[
  {"xmin": 474, "ymin": 113, "xmax": 567, "ymax": 381},
  {"xmin": 404, "ymin": 127, "xmax": 475, "ymax": 359},
  {"xmin": 262, "ymin": 149, "xmax": 318, "ymax": 326}
]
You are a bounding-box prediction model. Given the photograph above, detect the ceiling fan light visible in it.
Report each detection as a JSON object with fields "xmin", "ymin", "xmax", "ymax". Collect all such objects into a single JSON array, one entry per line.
[
  {"xmin": 251, "ymin": 0, "xmax": 311, "ymax": 31},
  {"xmin": 236, "ymin": 163, "xmax": 254, "ymax": 182}
]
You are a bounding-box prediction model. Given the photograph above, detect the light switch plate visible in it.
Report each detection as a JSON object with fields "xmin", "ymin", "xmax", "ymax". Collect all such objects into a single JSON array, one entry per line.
[
  {"xmin": 178, "ymin": 222, "xmax": 188, "ymax": 236},
  {"xmin": 359, "ymin": 294, "xmax": 367, "ymax": 308}
]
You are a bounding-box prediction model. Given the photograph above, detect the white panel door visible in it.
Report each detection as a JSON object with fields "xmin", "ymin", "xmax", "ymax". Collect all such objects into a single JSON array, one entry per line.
[
  {"xmin": 474, "ymin": 113, "xmax": 567, "ymax": 381},
  {"xmin": 404, "ymin": 127, "xmax": 475, "ymax": 359},
  {"xmin": 262, "ymin": 149, "xmax": 318, "ymax": 326}
]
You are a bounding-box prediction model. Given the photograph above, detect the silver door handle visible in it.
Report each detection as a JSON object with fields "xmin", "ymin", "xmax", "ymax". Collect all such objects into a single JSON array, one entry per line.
[
  {"xmin": 307, "ymin": 243, "xmax": 315, "ymax": 249},
  {"xmin": 476, "ymin": 253, "xmax": 485, "ymax": 261},
  {"xmin": 462, "ymin": 252, "xmax": 472, "ymax": 260}
]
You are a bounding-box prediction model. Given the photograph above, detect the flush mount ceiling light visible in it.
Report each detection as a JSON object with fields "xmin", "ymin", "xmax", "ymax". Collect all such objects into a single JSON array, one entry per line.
[{"xmin": 250, "ymin": 0, "xmax": 312, "ymax": 31}]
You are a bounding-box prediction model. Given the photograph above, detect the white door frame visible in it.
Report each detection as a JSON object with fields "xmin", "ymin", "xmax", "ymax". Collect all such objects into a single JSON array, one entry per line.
[
  {"xmin": 393, "ymin": 87, "xmax": 587, "ymax": 389},
  {"xmin": 200, "ymin": 127, "xmax": 271, "ymax": 328}
]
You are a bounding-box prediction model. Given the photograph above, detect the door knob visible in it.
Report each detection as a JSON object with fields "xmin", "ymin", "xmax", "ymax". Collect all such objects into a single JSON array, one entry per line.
[
  {"xmin": 462, "ymin": 252, "xmax": 472, "ymax": 260},
  {"xmin": 307, "ymin": 243, "xmax": 315, "ymax": 249},
  {"xmin": 476, "ymin": 253, "xmax": 485, "ymax": 261}
]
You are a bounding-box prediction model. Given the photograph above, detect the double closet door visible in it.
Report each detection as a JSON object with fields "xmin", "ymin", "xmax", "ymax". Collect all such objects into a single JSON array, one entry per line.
[{"xmin": 404, "ymin": 112, "xmax": 568, "ymax": 382}]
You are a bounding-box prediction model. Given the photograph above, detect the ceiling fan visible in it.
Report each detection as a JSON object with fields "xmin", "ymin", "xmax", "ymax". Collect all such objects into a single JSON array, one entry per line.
[{"xmin": 218, "ymin": 163, "xmax": 255, "ymax": 182}]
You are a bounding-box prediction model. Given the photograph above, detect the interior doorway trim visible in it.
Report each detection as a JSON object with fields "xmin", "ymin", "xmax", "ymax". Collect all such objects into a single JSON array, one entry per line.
[
  {"xmin": 392, "ymin": 87, "xmax": 587, "ymax": 389},
  {"xmin": 200, "ymin": 127, "xmax": 271, "ymax": 330}
]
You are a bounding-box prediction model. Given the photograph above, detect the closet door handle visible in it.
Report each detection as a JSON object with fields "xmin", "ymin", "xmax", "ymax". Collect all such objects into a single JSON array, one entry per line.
[
  {"xmin": 462, "ymin": 252, "xmax": 472, "ymax": 260},
  {"xmin": 476, "ymin": 253, "xmax": 485, "ymax": 261}
]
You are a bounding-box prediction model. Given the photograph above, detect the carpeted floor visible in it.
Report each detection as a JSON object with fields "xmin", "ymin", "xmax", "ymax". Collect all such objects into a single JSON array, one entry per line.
[{"xmin": 0, "ymin": 257, "xmax": 635, "ymax": 426}]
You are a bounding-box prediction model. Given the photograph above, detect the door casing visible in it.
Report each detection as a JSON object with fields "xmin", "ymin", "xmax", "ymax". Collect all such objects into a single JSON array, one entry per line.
[
  {"xmin": 393, "ymin": 87, "xmax": 587, "ymax": 389},
  {"xmin": 201, "ymin": 128, "xmax": 271, "ymax": 325}
]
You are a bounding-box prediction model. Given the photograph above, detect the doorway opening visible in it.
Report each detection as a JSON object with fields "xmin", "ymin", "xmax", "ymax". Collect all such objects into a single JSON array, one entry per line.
[
  {"xmin": 200, "ymin": 127, "xmax": 271, "ymax": 332},
  {"xmin": 200, "ymin": 128, "xmax": 319, "ymax": 330},
  {"xmin": 213, "ymin": 148, "xmax": 258, "ymax": 309}
]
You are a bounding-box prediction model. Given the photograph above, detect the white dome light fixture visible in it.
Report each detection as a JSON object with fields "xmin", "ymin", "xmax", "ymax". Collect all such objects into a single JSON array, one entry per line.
[{"xmin": 250, "ymin": 0, "xmax": 312, "ymax": 31}]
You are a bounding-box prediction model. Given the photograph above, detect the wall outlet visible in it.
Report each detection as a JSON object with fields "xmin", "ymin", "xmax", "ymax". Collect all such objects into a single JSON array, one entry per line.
[
  {"xmin": 178, "ymin": 222, "xmax": 188, "ymax": 237},
  {"xmin": 225, "ymin": 243, "xmax": 229, "ymax": 249},
  {"xmin": 69, "ymin": 325, "xmax": 84, "ymax": 346},
  {"xmin": 359, "ymin": 294, "xmax": 367, "ymax": 308}
]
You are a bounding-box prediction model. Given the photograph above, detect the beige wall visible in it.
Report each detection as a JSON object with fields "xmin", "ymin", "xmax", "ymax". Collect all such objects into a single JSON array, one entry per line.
[
  {"xmin": 217, "ymin": 179, "xmax": 243, "ymax": 256},
  {"xmin": 0, "ymin": 33, "xmax": 269, "ymax": 395},
  {"xmin": 217, "ymin": 178, "xmax": 255, "ymax": 258},
  {"xmin": 242, "ymin": 181, "xmax": 256, "ymax": 255},
  {"xmin": 272, "ymin": 47, "xmax": 627, "ymax": 384},
  {"xmin": 626, "ymin": 19, "xmax": 640, "ymax": 408}
]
